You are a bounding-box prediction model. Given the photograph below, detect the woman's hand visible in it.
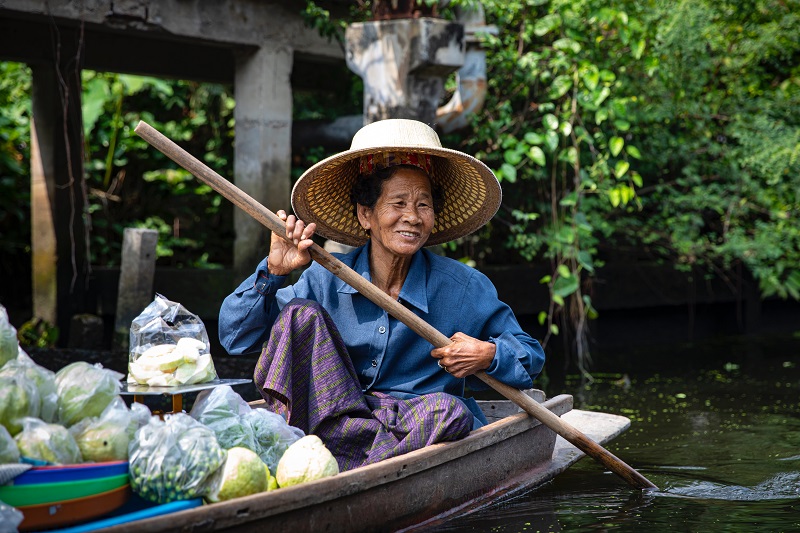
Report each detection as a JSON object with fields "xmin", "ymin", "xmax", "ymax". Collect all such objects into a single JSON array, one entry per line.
[
  {"xmin": 267, "ymin": 210, "xmax": 317, "ymax": 276},
  {"xmin": 431, "ymin": 332, "xmax": 495, "ymax": 379}
]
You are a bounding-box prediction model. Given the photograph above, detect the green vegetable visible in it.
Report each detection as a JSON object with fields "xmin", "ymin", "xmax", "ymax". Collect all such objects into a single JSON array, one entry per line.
[
  {"xmin": 0, "ymin": 375, "xmax": 38, "ymax": 435},
  {"xmin": 275, "ymin": 435, "xmax": 339, "ymax": 488},
  {"xmin": 15, "ymin": 418, "xmax": 82, "ymax": 465},
  {"xmin": 129, "ymin": 413, "xmax": 225, "ymax": 503},
  {"xmin": 206, "ymin": 447, "xmax": 270, "ymax": 503},
  {"xmin": 0, "ymin": 306, "xmax": 18, "ymax": 369},
  {"xmin": 0, "ymin": 351, "xmax": 58, "ymax": 423},
  {"xmin": 0, "ymin": 425, "xmax": 20, "ymax": 463},
  {"xmin": 55, "ymin": 362, "xmax": 123, "ymax": 427},
  {"xmin": 73, "ymin": 421, "xmax": 129, "ymax": 462}
]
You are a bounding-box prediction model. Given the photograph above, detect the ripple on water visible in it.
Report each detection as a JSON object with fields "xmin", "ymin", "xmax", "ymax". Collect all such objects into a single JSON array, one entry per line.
[{"xmin": 662, "ymin": 471, "xmax": 800, "ymax": 501}]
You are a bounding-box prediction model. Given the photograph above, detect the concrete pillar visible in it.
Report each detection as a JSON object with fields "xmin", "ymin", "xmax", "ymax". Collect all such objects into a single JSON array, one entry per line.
[
  {"xmin": 346, "ymin": 18, "xmax": 465, "ymax": 125},
  {"xmin": 29, "ymin": 35, "xmax": 89, "ymax": 345},
  {"xmin": 29, "ymin": 72, "xmax": 57, "ymax": 326},
  {"xmin": 233, "ymin": 44, "xmax": 294, "ymax": 282},
  {"xmin": 113, "ymin": 228, "xmax": 158, "ymax": 351}
]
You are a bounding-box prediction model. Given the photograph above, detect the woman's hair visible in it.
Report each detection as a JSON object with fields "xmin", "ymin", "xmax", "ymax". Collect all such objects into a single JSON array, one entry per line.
[{"xmin": 350, "ymin": 164, "xmax": 445, "ymax": 216}]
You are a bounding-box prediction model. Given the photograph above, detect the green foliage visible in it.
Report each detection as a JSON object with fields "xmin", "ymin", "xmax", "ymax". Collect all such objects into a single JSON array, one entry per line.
[
  {"xmin": 0, "ymin": 63, "xmax": 32, "ymax": 259},
  {"xmin": 81, "ymin": 71, "xmax": 236, "ymax": 267}
]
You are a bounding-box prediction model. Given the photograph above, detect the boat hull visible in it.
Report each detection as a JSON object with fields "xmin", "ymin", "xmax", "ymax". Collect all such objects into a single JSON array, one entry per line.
[{"xmin": 103, "ymin": 394, "xmax": 628, "ymax": 532}]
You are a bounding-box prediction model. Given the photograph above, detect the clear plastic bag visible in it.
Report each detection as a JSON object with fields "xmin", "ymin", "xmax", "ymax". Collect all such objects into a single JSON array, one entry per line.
[
  {"xmin": 69, "ymin": 397, "xmax": 152, "ymax": 463},
  {"xmin": 14, "ymin": 417, "xmax": 82, "ymax": 465},
  {"xmin": 127, "ymin": 294, "xmax": 218, "ymax": 386},
  {"xmin": 0, "ymin": 349, "xmax": 58, "ymax": 423},
  {"xmin": 245, "ymin": 408, "xmax": 305, "ymax": 473},
  {"xmin": 129, "ymin": 412, "xmax": 225, "ymax": 504},
  {"xmin": 0, "ymin": 500, "xmax": 23, "ymax": 533},
  {"xmin": 55, "ymin": 362, "xmax": 123, "ymax": 427},
  {"xmin": 189, "ymin": 385, "xmax": 304, "ymax": 473},
  {"xmin": 0, "ymin": 375, "xmax": 40, "ymax": 436},
  {"xmin": 0, "ymin": 425, "xmax": 19, "ymax": 464},
  {"xmin": 189, "ymin": 386, "xmax": 255, "ymax": 451},
  {"xmin": 0, "ymin": 305, "xmax": 18, "ymax": 369}
]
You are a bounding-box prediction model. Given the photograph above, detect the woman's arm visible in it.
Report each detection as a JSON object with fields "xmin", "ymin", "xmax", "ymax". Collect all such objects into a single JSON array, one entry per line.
[{"xmin": 218, "ymin": 210, "xmax": 316, "ymax": 355}]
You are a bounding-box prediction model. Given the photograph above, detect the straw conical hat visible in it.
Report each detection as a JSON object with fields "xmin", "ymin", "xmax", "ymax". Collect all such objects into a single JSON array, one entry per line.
[{"xmin": 291, "ymin": 119, "xmax": 501, "ymax": 247}]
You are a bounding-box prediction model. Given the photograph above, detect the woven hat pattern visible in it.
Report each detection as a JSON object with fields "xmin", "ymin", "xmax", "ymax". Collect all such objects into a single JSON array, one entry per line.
[{"xmin": 292, "ymin": 120, "xmax": 501, "ymax": 247}]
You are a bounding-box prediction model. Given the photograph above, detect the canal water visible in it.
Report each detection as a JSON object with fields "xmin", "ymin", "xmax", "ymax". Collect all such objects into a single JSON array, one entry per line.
[{"xmin": 429, "ymin": 334, "xmax": 800, "ymax": 532}]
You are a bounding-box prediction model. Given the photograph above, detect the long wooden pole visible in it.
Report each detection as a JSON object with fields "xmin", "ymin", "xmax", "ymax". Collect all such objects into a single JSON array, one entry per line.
[{"xmin": 134, "ymin": 120, "xmax": 657, "ymax": 490}]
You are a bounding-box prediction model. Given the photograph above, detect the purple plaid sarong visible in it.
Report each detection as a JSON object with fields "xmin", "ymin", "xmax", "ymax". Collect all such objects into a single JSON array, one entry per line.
[{"xmin": 253, "ymin": 299, "xmax": 473, "ymax": 471}]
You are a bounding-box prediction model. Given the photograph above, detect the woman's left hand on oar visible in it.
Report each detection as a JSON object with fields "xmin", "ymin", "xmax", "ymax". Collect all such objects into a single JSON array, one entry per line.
[{"xmin": 431, "ymin": 332, "xmax": 496, "ymax": 379}]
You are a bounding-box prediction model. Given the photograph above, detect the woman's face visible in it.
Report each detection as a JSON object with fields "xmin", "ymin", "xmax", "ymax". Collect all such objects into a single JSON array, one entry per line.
[{"xmin": 357, "ymin": 167, "xmax": 436, "ymax": 259}]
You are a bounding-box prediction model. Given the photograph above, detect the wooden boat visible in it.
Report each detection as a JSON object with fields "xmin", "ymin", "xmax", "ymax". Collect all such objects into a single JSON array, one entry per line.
[{"xmin": 98, "ymin": 391, "xmax": 630, "ymax": 533}]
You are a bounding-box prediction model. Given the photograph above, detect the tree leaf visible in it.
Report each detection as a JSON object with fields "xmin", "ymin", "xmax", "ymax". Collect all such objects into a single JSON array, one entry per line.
[
  {"xmin": 557, "ymin": 264, "xmax": 572, "ymax": 278},
  {"xmin": 548, "ymin": 76, "xmax": 573, "ymax": 99},
  {"xmin": 534, "ymin": 14, "xmax": 561, "ymax": 37},
  {"xmin": 543, "ymin": 114, "xmax": 559, "ymax": 130},
  {"xmin": 626, "ymin": 145, "xmax": 642, "ymax": 159},
  {"xmin": 550, "ymin": 324, "xmax": 560, "ymax": 335},
  {"xmin": 524, "ymin": 132, "xmax": 544, "ymax": 145},
  {"xmin": 553, "ymin": 275, "xmax": 579, "ymax": 298},
  {"xmin": 610, "ymin": 136, "xmax": 624, "ymax": 156},
  {"xmin": 500, "ymin": 162, "xmax": 517, "ymax": 183},
  {"xmin": 615, "ymin": 160, "xmax": 630, "ymax": 178},
  {"xmin": 529, "ymin": 146, "xmax": 546, "ymax": 166},
  {"xmin": 538, "ymin": 311, "xmax": 548, "ymax": 326},
  {"xmin": 545, "ymin": 130, "xmax": 560, "ymax": 152}
]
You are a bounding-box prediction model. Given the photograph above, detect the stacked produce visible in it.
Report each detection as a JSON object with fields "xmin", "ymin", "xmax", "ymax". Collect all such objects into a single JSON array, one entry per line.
[{"xmin": 0, "ymin": 303, "xmax": 341, "ymax": 515}]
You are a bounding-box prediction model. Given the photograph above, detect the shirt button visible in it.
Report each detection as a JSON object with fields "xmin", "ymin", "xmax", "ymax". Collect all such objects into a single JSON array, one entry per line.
[
  {"xmin": 371, "ymin": 360, "xmax": 378, "ymax": 367},
  {"xmin": 378, "ymin": 326, "xmax": 386, "ymax": 334}
]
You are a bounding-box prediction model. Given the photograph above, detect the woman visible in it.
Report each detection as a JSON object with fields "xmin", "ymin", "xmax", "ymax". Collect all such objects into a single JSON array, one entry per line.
[{"xmin": 219, "ymin": 119, "xmax": 544, "ymax": 470}]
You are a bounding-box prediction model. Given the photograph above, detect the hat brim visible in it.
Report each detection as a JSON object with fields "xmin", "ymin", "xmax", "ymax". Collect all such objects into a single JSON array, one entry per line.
[{"xmin": 291, "ymin": 145, "xmax": 502, "ymax": 247}]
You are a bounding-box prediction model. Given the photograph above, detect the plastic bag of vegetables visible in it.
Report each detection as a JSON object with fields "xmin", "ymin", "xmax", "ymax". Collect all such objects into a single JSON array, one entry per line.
[
  {"xmin": 244, "ymin": 408, "xmax": 304, "ymax": 473},
  {"xmin": 0, "ymin": 375, "xmax": 40, "ymax": 435},
  {"xmin": 129, "ymin": 412, "xmax": 225, "ymax": 503},
  {"xmin": 0, "ymin": 350, "xmax": 58, "ymax": 423},
  {"xmin": 55, "ymin": 362, "xmax": 123, "ymax": 427},
  {"xmin": 189, "ymin": 385, "xmax": 257, "ymax": 451},
  {"xmin": 0, "ymin": 424, "xmax": 20, "ymax": 464},
  {"xmin": 69, "ymin": 397, "xmax": 151, "ymax": 463},
  {"xmin": 127, "ymin": 294, "xmax": 218, "ymax": 387},
  {"xmin": 189, "ymin": 386, "xmax": 304, "ymax": 472},
  {"xmin": 15, "ymin": 417, "xmax": 82, "ymax": 465},
  {"xmin": 0, "ymin": 305, "xmax": 18, "ymax": 369}
]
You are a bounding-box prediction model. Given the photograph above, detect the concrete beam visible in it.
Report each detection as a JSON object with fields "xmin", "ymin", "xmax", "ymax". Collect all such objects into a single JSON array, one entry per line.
[
  {"xmin": 0, "ymin": 0, "xmax": 343, "ymax": 62},
  {"xmin": 233, "ymin": 44, "xmax": 294, "ymax": 281}
]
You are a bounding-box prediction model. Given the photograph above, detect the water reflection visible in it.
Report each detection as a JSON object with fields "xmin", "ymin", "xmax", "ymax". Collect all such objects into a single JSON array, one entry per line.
[{"xmin": 427, "ymin": 335, "xmax": 800, "ymax": 532}]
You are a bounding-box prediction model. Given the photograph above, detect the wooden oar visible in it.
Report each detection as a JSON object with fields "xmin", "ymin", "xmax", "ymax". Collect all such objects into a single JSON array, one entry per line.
[{"xmin": 134, "ymin": 120, "xmax": 658, "ymax": 490}]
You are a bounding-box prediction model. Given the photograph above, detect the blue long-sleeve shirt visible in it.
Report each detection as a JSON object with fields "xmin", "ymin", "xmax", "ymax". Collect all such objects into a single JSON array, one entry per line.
[{"xmin": 219, "ymin": 243, "xmax": 545, "ymax": 427}]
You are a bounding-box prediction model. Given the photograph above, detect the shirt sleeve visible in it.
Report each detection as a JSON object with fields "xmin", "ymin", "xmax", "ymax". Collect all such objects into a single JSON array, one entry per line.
[
  {"xmin": 463, "ymin": 270, "xmax": 545, "ymax": 392},
  {"xmin": 217, "ymin": 257, "xmax": 286, "ymax": 355}
]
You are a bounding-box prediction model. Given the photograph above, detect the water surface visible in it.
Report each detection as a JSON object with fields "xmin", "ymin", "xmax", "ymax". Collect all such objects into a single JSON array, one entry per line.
[{"xmin": 429, "ymin": 335, "xmax": 800, "ymax": 532}]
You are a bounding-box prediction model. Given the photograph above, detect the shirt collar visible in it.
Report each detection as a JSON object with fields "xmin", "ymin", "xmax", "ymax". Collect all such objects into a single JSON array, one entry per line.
[{"xmin": 336, "ymin": 241, "xmax": 430, "ymax": 314}]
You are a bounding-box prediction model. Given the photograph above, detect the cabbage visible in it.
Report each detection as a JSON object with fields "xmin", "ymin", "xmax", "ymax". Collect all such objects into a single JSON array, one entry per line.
[
  {"xmin": 129, "ymin": 413, "xmax": 225, "ymax": 503},
  {"xmin": 0, "ymin": 305, "xmax": 18, "ymax": 369},
  {"xmin": 0, "ymin": 375, "xmax": 39, "ymax": 435},
  {"xmin": 55, "ymin": 362, "xmax": 123, "ymax": 427},
  {"xmin": 0, "ymin": 350, "xmax": 58, "ymax": 423},
  {"xmin": 15, "ymin": 417, "xmax": 82, "ymax": 465},
  {"xmin": 0, "ymin": 424, "xmax": 20, "ymax": 463},
  {"xmin": 275, "ymin": 435, "xmax": 339, "ymax": 488},
  {"xmin": 205, "ymin": 447, "xmax": 271, "ymax": 503}
]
